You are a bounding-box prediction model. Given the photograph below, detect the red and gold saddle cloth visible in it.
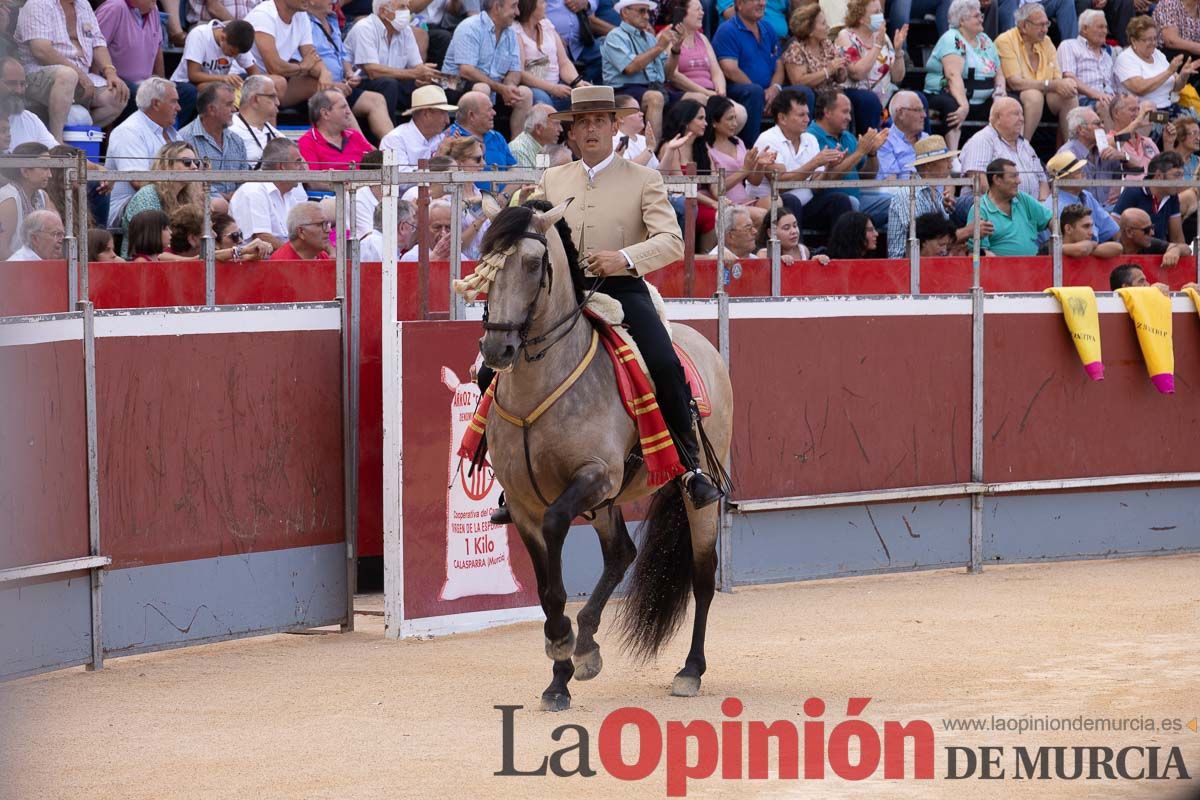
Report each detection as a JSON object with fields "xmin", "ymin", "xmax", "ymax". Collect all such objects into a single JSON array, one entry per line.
[{"xmin": 458, "ymin": 313, "xmax": 711, "ymax": 487}]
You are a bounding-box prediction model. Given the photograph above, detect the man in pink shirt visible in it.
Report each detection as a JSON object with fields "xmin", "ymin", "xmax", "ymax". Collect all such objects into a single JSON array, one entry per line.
[
  {"xmin": 297, "ymin": 88, "xmax": 375, "ymax": 187},
  {"xmin": 95, "ymin": 0, "xmax": 197, "ymax": 126}
]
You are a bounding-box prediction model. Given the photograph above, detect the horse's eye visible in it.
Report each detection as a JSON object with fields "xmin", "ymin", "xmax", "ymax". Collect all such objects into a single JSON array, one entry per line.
[{"xmin": 523, "ymin": 256, "xmax": 542, "ymax": 273}]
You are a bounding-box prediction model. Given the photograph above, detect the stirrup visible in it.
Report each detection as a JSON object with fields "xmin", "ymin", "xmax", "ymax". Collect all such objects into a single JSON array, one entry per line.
[
  {"xmin": 490, "ymin": 492, "xmax": 512, "ymax": 525},
  {"xmin": 681, "ymin": 469, "xmax": 722, "ymax": 509}
]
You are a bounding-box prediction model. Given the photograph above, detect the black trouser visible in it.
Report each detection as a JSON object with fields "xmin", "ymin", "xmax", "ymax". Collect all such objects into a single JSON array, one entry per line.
[{"xmin": 477, "ymin": 276, "xmax": 700, "ymax": 468}]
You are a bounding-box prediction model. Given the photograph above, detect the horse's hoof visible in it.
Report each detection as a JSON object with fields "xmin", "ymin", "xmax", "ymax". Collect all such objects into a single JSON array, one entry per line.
[
  {"xmin": 572, "ymin": 647, "xmax": 603, "ymax": 681},
  {"xmin": 544, "ymin": 628, "xmax": 575, "ymax": 661},
  {"xmin": 670, "ymin": 674, "xmax": 701, "ymax": 697},
  {"xmin": 540, "ymin": 692, "xmax": 571, "ymax": 712}
]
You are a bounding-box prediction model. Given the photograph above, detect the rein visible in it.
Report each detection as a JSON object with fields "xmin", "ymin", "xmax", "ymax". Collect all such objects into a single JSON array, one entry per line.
[
  {"xmin": 479, "ymin": 226, "xmax": 608, "ymax": 507},
  {"xmin": 480, "ymin": 231, "xmax": 606, "ymax": 363}
]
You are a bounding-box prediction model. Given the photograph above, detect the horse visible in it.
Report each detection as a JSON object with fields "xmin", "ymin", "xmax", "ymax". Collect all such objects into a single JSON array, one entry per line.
[{"xmin": 469, "ymin": 200, "xmax": 733, "ymax": 712}]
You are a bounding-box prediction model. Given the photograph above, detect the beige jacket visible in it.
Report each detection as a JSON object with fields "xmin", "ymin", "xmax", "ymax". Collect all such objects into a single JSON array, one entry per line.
[{"xmin": 536, "ymin": 155, "xmax": 683, "ymax": 277}]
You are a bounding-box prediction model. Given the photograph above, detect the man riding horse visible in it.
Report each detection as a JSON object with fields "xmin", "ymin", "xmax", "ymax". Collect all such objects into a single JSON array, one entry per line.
[{"xmin": 480, "ymin": 86, "xmax": 723, "ymax": 520}]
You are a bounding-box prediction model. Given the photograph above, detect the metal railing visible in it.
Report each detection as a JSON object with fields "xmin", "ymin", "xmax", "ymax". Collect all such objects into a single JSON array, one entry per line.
[{"xmin": 5, "ymin": 154, "xmax": 1194, "ymax": 317}]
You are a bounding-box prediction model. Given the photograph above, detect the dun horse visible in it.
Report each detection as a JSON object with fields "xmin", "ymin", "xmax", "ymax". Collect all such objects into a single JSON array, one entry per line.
[{"xmin": 468, "ymin": 201, "xmax": 733, "ymax": 711}]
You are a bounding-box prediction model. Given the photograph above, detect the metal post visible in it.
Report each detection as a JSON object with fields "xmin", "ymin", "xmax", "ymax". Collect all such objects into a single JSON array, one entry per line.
[
  {"xmin": 416, "ymin": 159, "xmax": 430, "ymax": 320},
  {"xmin": 341, "ymin": 227, "xmax": 361, "ymax": 632},
  {"xmin": 1049, "ymin": 180, "xmax": 1062, "ymax": 287},
  {"xmin": 64, "ymin": 159, "xmax": 79, "ymax": 301},
  {"xmin": 202, "ymin": 181, "xmax": 215, "ymax": 305},
  {"xmin": 714, "ymin": 171, "xmax": 727, "ymax": 296},
  {"xmin": 449, "ymin": 181, "xmax": 465, "ymax": 320},
  {"xmin": 76, "ymin": 159, "xmax": 89, "ymax": 304},
  {"xmin": 682, "ymin": 165, "xmax": 697, "ymax": 297},
  {"xmin": 81, "ymin": 301, "xmax": 104, "ymax": 669},
  {"xmin": 971, "ymin": 190, "xmax": 982, "ymax": 290},
  {"xmin": 908, "ymin": 183, "xmax": 920, "ymax": 294},
  {"xmin": 335, "ymin": 181, "xmax": 347, "ymax": 299},
  {"xmin": 381, "ymin": 151, "xmax": 404, "ymax": 636},
  {"xmin": 768, "ymin": 176, "xmax": 780, "ymax": 297},
  {"xmin": 717, "ymin": 289, "xmax": 733, "ymax": 592},
  {"xmin": 969, "ymin": 286, "xmax": 984, "ymax": 573}
]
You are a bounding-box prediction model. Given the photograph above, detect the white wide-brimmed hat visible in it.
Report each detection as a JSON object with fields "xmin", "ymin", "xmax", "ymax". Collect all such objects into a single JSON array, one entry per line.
[
  {"xmin": 613, "ymin": 0, "xmax": 657, "ymax": 13},
  {"xmin": 402, "ymin": 85, "xmax": 457, "ymax": 116}
]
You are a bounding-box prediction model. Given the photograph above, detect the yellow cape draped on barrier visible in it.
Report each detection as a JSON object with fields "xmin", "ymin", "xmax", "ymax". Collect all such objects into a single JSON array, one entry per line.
[
  {"xmin": 1184, "ymin": 286, "xmax": 1200, "ymax": 316},
  {"xmin": 1116, "ymin": 286, "xmax": 1175, "ymax": 394},
  {"xmin": 1044, "ymin": 287, "xmax": 1104, "ymax": 380}
]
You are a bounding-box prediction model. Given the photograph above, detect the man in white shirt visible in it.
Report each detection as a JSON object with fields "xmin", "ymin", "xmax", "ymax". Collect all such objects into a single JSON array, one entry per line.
[
  {"xmin": 245, "ymin": 0, "xmax": 333, "ymax": 109},
  {"xmin": 0, "ymin": 58, "xmax": 57, "ymax": 150},
  {"xmin": 358, "ymin": 197, "xmax": 419, "ymax": 261},
  {"xmin": 379, "ymin": 84, "xmax": 455, "ymax": 171},
  {"xmin": 7, "ymin": 209, "xmax": 64, "ymax": 261},
  {"xmin": 344, "ymin": 0, "xmax": 440, "ymax": 117},
  {"xmin": 229, "ymin": 137, "xmax": 309, "ymax": 248},
  {"xmin": 753, "ymin": 89, "xmax": 851, "ymax": 235},
  {"xmin": 228, "ymin": 74, "xmax": 284, "ymax": 163},
  {"xmin": 171, "ymin": 20, "xmax": 283, "ymax": 99},
  {"xmin": 104, "ymin": 77, "xmax": 182, "ymax": 226}
]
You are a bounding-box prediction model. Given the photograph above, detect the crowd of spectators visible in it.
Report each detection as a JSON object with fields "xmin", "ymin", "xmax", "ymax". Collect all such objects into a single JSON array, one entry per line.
[{"xmin": 0, "ymin": 0, "xmax": 1197, "ymax": 266}]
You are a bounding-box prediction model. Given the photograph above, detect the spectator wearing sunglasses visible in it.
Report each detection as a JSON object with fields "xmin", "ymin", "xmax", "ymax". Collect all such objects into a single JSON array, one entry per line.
[
  {"xmin": 271, "ymin": 201, "xmax": 334, "ymax": 260},
  {"xmin": 1117, "ymin": 207, "xmax": 1192, "ymax": 268},
  {"xmin": 167, "ymin": 206, "xmax": 274, "ymax": 261},
  {"xmin": 119, "ymin": 142, "xmax": 206, "ymax": 258}
]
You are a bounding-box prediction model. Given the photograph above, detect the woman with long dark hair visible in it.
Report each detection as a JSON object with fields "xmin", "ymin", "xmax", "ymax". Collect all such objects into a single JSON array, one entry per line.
[
  {"xmin": 657, "ymin": 99, "xmax": 717, "ymax": 250},
  {"xmin": 825, "ymin": 211, "xmax": 879, "ymax": 259},
  {"xmin": 704, "ymin": 94, "xmax": 773, "ymax": 226}
]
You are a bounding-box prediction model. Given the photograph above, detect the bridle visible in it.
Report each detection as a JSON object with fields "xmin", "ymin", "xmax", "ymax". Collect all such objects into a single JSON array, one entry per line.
[{"xmin": 480, "ymin": 229, "xmax": 605, "ymax": 362}]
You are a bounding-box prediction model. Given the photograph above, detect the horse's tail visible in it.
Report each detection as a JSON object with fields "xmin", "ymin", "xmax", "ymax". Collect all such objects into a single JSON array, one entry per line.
[{"xmin": 616, "ymin": 480, "xmax": 693, "ymax": 661}]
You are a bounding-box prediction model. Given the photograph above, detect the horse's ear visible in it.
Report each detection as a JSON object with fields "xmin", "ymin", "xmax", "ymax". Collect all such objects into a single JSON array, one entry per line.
[
  {"xmin": 535, "ymin": 197, "xmax": 573, "ymax": 232},
  {"xmin": 481, "ymin": 193, "xmax": 502, "ymax": 221}
]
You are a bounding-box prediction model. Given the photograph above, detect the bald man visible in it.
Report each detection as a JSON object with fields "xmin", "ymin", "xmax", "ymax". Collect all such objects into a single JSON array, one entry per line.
[
  {"xmin": 955, "ymin": 96, "xmax": 1049, "ymax": 222},
  {"xmin": 1118, "ymin": 208, "xmax": 1192, "ymax": 269},
  {"xmin": 446, "ymin": 90, "xmax": 517, "ymax": 183}
]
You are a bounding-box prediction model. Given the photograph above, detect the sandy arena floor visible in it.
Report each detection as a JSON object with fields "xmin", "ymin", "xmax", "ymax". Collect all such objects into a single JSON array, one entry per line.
[{"xmin": 2, "ymin": 555, "xmax": 1198, "ymax": 800}]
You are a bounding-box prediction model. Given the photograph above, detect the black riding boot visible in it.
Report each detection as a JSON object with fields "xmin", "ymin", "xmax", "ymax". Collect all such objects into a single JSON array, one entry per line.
[{"xmin": 490, "ymin": 492, "xmax": 512, "ymax": 525}]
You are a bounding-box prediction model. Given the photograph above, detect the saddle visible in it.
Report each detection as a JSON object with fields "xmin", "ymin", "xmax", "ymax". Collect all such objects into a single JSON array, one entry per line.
[{"xmin": 583, "ymin": 288, "xmax": 712, "ymax": 420}]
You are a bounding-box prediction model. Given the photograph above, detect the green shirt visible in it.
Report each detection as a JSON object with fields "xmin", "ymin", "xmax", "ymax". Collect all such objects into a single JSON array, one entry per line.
[
  {"xmin": 968, "ymin": 190, "xmax": 1052, "ymax": 256},
  {"xmin": 508, "ymin": 132, "xmax": 543, "ymax": 169}
]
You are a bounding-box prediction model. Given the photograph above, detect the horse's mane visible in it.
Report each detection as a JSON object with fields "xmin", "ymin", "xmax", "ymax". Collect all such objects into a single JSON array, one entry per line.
[{"xmin": 480, "ymin": 202, "xmax": 585, "ymax": 304}]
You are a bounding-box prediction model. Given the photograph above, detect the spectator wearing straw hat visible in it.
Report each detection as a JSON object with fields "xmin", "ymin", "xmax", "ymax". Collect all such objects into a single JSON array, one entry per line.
[
  {"xmin": 886, "ymin": 136, "xmax": 982, "ymax": 258},
  {"xmin": 1043, "ymin": 150, "xmax": 1119, "ymax": 245},
  {"xmin": 601, "ymin": 0, "xmax": 681, "ymax": 141},
  {"xmin": 379, "ymin": 84, "xmax": 456, "ymax": 171}
]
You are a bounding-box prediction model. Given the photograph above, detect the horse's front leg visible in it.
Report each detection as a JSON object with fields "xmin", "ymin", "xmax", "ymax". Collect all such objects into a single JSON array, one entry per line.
[
  {"xmin": 537, "ymin": 462, "xmax": 614, "ymax": 711},
  {"xmin": 572, "ymin": 504, "xmax": 636, "ymax": 682}
]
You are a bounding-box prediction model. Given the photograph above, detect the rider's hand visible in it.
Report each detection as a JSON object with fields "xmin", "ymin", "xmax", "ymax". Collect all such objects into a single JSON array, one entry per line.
[{"xmin": 584, "ymin": 250, "xmax": 634, "ymax": 277}]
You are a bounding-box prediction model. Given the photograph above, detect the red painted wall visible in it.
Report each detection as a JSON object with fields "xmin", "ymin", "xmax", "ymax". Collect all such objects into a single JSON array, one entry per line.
[
  {"xmin": 97, "ymin": 330, "xmax": 345, "ymax": 569},
  {"xmin": 0, "ymin": 340, "xmax": 90, "ymax": 569},
  {"xmin": 985, "ymin": 310, "xmax": 1200, "ymax": 481}
]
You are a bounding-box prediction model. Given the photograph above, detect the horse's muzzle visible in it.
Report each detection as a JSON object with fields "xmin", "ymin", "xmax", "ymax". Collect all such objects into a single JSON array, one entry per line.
[{"xmin": 480, "ymin": 332, "xmax": 519, "ymax": 372}]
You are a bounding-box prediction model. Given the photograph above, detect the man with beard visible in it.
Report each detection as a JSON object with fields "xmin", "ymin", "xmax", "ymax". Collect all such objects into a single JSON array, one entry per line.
[{"xmin": 0, "ymin": 57, "xmax": 57, "ymax": 150}]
